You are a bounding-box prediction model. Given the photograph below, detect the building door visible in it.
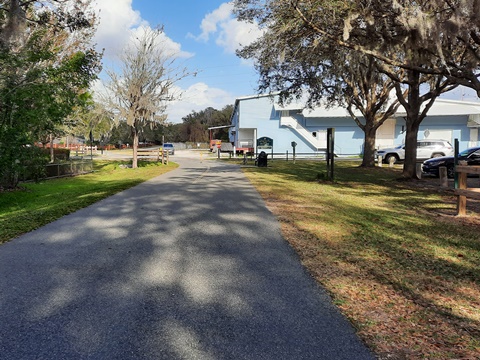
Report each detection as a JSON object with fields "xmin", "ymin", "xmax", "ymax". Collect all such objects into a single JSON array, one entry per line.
[
  {"xmin": 314, "ymin": 130, "xmax": 327, "ymax": 148},
  {"xmin": 375, "ymin": 119, "xmax": 395, "ymax": 148},
  {"xmin": 469, "ymin": 128, "xmax": 479, "ymax": 148}
]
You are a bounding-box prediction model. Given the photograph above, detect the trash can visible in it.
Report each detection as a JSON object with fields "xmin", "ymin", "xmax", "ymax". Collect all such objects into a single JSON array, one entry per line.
[{"xmin": 257, "ymin": 151, "xmax": 268, "ymax": 167}]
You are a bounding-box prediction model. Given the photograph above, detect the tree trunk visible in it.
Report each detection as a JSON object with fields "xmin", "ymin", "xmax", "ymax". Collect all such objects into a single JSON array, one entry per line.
[
  {"xmin": 132, "ymin": 126, "xmax": 138, "ymax": 169},
  {"xmin": 361, "ymin": 124, "xmax": 377, "ymax": 167},
  {"xmin": 401, "ymin": 70, "xmax": 422, "ymax": 179},
  {"xmin": 402, "ymin": 120, "xmax": 420, "ymax": 178},
  {"xmin": 49, "ymin": 134, "xmax": 54, "ymax": 163},
  {"xmin": 2, "ymin": 0, "xmax": 26, "ymax": 46}
]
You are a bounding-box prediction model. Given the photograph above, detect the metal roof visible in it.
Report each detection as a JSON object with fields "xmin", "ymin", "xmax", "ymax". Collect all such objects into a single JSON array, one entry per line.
[{"xmin": 274, "ymin": 97, "xmax": 480, "ymax": 118}]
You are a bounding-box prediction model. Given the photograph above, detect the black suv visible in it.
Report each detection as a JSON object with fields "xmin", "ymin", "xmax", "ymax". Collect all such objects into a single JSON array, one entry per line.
[{"xmin": 422, "ymin": 146, "xmax": 480, "ymax": 178}]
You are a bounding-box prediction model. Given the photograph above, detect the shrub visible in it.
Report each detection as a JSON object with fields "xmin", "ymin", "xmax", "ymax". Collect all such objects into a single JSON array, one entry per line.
[
  {"xmin": 0, "ymin": 135, "xmax": 48, "ymax": 189},
  {"xmin": 39, "ymin": 147, "xmax": 71, "ymax": 161}
]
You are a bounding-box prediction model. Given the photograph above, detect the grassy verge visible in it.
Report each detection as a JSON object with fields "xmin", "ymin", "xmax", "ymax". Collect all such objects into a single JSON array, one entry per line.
[
  {"xmin": 0, "ymin": 160, "xmax": 178, "ymax": 244},
  {"xmin": 240, "ymin": 160, "xmax": 480, "ymax": 359}
]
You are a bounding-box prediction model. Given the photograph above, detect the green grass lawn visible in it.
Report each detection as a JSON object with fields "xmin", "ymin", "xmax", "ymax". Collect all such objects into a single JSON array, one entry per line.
[
  {"xmin": 0, "ymin": 160, "xmax": 178, "ymax": 243},
  {"xmin": 239, "ymin": 159, "xmax": 480, "ymax": 359}
]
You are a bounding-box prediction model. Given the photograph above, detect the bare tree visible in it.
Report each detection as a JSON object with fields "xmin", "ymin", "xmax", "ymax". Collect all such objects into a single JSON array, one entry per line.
[{"xmin": 105, "ymin": 26, "xmax": 191, "ymax": 168}]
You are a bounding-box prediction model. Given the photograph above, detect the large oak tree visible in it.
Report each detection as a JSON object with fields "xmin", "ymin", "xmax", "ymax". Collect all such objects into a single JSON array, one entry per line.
[
  {"xmin": 236, "ymin": 12, "xmax": 400, "ymax": 167},
  {"xmin": 234, "ymin": 0, "xmax": 478, "ymax": 178}
]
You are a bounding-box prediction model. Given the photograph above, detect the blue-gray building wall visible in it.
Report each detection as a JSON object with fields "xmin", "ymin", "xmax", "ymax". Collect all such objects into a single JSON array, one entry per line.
[
  {"xmin": 394, "ymin": 115, "xmax": 476, "ymax": 150},
  {"xmin": 304, "ymin": 117, "xmax": 366, "ymax": 155},
  {"xmin": 235, "ymin": 97, "xmax": 323, "ymax": 154},
  {"xmin": 232, "ymin": 96, "xmax": 480, "ymax": 155}
]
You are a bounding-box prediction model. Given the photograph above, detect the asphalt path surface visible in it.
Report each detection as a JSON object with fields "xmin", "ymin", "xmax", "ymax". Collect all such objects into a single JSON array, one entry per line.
[{"xmin": 0, "ymin": 151, "xmax": 374, "ymax": 359}]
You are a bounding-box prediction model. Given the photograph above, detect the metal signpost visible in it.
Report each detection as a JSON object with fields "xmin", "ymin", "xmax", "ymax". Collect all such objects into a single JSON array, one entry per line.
[
  {"xmin": 454, "ymin": 138, "xmax": 459, "ymax": 188},
  {"xmin": 291, "ymin": 141, "xmax": 297, "ymax": 164},
  {"xmin": 326, "ymin": 128, "xmax": 335, "ymax": 181},
  {"xmin": 89, "ymin": 130, "xmax": 94, "ymax": 162}
]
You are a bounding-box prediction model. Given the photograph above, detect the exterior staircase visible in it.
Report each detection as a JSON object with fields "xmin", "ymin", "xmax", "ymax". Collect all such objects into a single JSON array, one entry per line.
[{"xmin": 280, "ymin": 115, "xmax": 326, "ymax": 149}]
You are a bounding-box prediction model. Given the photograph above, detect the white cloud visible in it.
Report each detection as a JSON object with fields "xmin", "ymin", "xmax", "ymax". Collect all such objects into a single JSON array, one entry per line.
[
  {"xmin": 167, "ymin": 83, "xmax": 235, "ymax": 123},
  {"xmin": 92, "ymin": 0, "xmax": 193, "ymax": 64},
  {"xmin": 195, "ymin": 2, "xmax": 234, "ymax": 42},
  {"xmin": 92, "ymin": 0, "xmax": 147, "ymax": 58},
  {"xmin": 190, "ymin": 2, "xmax": 263, "ymax": 54},
  {"xmin": 94, "ymin": 79, "xmax": 235, "ymax": 124},
  {"xmin": 216, "ymin": 18, "xmax": 263, "ymax": 54},
  {"xmin": 91, "ymin": 78, "xmax": 108, "ymax": 99}
]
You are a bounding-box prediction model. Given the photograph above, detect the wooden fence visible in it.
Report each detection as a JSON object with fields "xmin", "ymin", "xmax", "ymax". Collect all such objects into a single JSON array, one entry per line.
[
  {"xmin": 137, "ymin": 148, "xmax": 170, "ymax": 164},
  {"xmin": 137, "ymin": 148, "xmax": 160, "ymax": 161},
  {"xmin": 44, "ymin": 160, "xmax": 94, "ymax": 179}
]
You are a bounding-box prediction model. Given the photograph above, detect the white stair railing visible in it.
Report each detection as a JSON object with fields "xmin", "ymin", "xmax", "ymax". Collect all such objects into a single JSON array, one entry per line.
[{"xmin": 280, "ymin": 116, "xmax": 326, "ymax": 149}]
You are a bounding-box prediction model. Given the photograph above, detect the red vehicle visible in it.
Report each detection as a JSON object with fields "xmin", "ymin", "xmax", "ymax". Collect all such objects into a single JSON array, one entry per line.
[{"xmin": 210, "ymin": 139, "xmax": 222, "ymax": 151}]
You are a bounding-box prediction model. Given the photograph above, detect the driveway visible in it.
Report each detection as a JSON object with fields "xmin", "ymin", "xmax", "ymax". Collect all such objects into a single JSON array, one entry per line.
[{"xmin": 0, "ymin": 150, "xmax": 374, "ymax": 359}]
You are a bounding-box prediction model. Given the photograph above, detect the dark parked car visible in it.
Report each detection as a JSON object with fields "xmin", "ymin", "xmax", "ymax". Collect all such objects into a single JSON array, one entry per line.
[{"xmin": 422, "ymin": 146, "xmax": 480, "ymax": 178}]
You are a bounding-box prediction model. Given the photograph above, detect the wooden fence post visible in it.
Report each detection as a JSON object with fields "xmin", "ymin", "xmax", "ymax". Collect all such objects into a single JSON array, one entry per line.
[
  {"xmin": 416, "ymin": 163, "xmax": 422, "ymax": 179},
  {"xmin": 456, "ymin": 171, "xmax": 468, "ymax": 216},
  {"xmin": 389, "ymin": 156, "xmax": 395, "ymax": 167},
  {"xmin": 439, "ymin": 166, "xmax": 448, "ymax": 188}
]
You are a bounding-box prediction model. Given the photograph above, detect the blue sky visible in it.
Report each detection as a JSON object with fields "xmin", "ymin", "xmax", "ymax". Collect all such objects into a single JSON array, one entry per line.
[{"xmin": 92, "ymin": 1, "xmax": 261, "ymax": 123}]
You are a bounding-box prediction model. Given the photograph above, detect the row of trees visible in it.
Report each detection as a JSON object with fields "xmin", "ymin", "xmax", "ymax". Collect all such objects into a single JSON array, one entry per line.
[
  {"xmin": 178, "ymin": 105, "xmax": 233, "ymax": 142},
  {"xmin": 107, "ymin": 105, "xmax": 233, "ymax": 147},
  {"xmin": 233, "ymin": 0, "xmax": 480, "ymax": 178}
]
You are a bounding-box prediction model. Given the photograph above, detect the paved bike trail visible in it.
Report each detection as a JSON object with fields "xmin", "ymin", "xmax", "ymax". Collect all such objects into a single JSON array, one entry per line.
[{"xmin": 0, "ymin": 151, "xmax": 374, "ymax": 359}]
